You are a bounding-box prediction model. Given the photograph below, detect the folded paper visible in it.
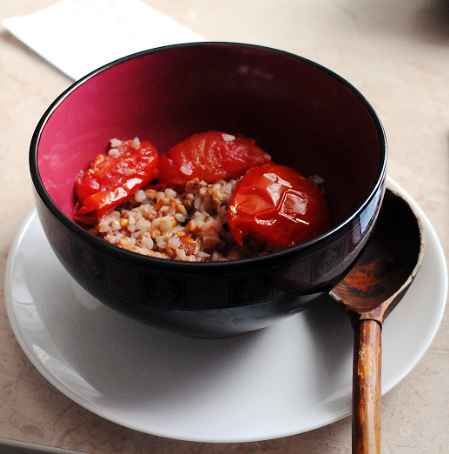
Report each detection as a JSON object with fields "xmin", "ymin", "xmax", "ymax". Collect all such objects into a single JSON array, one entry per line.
[{"xmin": 2, "ymin": 0, "xmax": 205, "ymax": 80}]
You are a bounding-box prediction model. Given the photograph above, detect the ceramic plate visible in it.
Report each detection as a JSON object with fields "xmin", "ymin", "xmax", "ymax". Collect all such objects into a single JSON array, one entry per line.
[{"xmin": 4, "ymin": 178, "xmax": 447, "ymax": 443}]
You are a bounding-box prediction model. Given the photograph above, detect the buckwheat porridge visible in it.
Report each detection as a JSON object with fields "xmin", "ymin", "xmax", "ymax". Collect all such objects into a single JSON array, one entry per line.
[{"xmin": 94, "ymin": 178, "xmax": 280, "ymax": 261}]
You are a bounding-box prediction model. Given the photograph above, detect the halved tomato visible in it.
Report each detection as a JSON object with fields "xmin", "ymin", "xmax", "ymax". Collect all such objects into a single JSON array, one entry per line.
[
  {"xmin": 74, "ymin": 138, "xmax": 159, "ymax": 224},
  {"xmin": 228, "ymin": 164, "xmax": 330, "ymax": 249},
  {"xmin": 158, "ymin": 131, "xmax": 271, "ymax": 188}
]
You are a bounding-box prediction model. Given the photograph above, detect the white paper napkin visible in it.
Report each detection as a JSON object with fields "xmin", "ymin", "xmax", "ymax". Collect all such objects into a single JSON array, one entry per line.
[{"xmin": 2, "ymin": 0, "xmax": 205, "ymax": 80}]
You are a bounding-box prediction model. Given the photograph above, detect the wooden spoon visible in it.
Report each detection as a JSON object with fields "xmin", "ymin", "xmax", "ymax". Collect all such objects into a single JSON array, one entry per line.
[{"xmin": 330, "ymin": 188, "xmax": 425, "ymax": 454}]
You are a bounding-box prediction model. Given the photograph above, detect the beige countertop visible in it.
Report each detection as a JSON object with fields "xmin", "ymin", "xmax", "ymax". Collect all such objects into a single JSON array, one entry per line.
[{"xmin": 1, "ymin": 1, "xmax": 448, "ymax": 453}]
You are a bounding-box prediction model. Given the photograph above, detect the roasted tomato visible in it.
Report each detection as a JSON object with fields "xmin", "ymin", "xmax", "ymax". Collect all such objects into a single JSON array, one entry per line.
[
  {"xmin": 158, "ymin": 131, "xmax": 271, "ymax": 188},
  {"xmin": 227, "ymin": 164, "xmax": 330, "ymax": 249},
  {"xmin": 74, "ymin": 138, "xmax": 159, "ymax": 224}
]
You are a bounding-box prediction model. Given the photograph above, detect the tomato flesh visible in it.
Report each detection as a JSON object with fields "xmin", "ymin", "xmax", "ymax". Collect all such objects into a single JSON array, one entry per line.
[
  {"xmin": 158, "ymin": 131, "xmax": 271, "ymax": 188},
  {"xmin": 228, "ymin": 164, "xmax": 330, "ymax": 249},
  {"xmin": 74, "ymin": 139, "xmax": 159, "ymax": 224}
]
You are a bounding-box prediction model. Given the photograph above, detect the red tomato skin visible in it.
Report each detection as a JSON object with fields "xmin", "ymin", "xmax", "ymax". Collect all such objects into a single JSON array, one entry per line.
[
  {"xmin": 228, "ymin": 164, "xmax": 330, "ymax": 249},
  {"xmin": 158, "ymin": 131, "xmax": 271, "ymax": 188},
  {"xmin": 74, "ymin": 139, "xmax": 159, "ymax": 224}
]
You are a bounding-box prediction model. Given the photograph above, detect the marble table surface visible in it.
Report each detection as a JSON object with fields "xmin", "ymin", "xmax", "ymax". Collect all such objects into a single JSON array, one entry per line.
[{"xmin": 1, "ymin": 1, "xmax": 448, "ymax": 453}]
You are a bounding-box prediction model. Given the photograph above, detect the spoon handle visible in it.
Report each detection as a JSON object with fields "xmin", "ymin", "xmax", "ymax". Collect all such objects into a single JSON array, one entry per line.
[{"xmin": 352, "ymin": 319, "xmax": 382, "ymax": 454}]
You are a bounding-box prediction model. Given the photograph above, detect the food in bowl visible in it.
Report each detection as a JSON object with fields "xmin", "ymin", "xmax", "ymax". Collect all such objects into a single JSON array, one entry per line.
[{"xmin": 73, "ymin": 132, "xmax": 330, "ymax": 262}]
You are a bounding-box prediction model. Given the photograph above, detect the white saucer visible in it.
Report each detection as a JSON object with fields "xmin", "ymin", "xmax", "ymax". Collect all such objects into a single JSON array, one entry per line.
[{"xmin": 4, "ymin": 178, "xmax": 447, "ymax": 443}]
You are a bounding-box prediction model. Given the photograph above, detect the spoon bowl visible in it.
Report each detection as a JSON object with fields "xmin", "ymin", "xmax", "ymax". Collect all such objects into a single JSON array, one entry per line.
[{"xmin": 330, "ymin": 188, "xmax": 425, "ymax": 453}]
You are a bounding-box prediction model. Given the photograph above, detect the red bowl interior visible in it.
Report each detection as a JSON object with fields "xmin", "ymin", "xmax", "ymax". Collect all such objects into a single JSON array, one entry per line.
[{"xmin": 36, "ymin": 43, "xmax": 383, "ymax": 228}]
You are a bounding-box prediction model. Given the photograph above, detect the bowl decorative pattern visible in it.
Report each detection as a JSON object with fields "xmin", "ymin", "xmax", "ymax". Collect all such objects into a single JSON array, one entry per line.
[{"xmin": 36, "ymin": 191, "xmax": 381, "ymax": 307}]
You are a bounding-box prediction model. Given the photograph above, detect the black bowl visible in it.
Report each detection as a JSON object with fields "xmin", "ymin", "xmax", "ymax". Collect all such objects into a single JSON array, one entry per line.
[{"xmin": 30, "ymin": 42, "xmax": 387, "ymax": 337}]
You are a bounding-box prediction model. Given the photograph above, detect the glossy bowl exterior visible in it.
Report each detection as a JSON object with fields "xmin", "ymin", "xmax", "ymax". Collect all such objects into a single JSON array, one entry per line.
[{"xmin": 30, "ymin": 43, "xmax": 387, "ymax": 337}]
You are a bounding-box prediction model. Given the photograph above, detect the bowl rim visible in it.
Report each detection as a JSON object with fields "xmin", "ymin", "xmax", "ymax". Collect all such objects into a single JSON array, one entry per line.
[{"xmin": 29, "ymin": 41, "xmax": 387, "ymax": 270}]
